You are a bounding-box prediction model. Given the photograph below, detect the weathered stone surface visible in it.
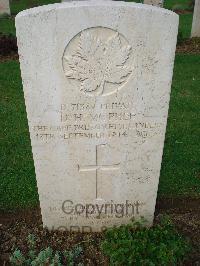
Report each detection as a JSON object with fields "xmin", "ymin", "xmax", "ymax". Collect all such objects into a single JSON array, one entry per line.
[
  {"xmin": 16, "ymin": 1, "xmax": 178, "ymax": 232},
  {"xmin": 0, "ymin": 0, "xmax": 10, "ymax": 15},
  {"xmin": 143, "ymin": 0, "xmax": 164, "ymax": 7},
  {"xmin": 191, "ymin": 0, "xmax": 200, "ymax": 37}
]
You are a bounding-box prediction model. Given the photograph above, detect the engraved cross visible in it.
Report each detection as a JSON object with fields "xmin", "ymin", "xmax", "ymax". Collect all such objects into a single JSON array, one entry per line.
[{"xmin": 78, "ymin": 144, "xmax": 120, "ymax": 199}]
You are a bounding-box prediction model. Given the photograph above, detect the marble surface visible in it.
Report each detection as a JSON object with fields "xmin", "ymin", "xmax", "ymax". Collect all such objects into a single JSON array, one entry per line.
[
  {"xmin": 16, "ymin": 1, "xmax": 178, "ymax": 232},
  {"xmin": 0, "ymin": 0, "xmax": 10, "ymax": 15},
  {"xmin": 191, "ymin": 0, "xmax": 200, "ymax": 37}
]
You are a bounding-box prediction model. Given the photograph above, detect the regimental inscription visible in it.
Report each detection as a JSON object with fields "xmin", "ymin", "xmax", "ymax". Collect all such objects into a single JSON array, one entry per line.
[
  {"xmin": 78, "ymin": 144, "xmax": 120, "ymax": 199},
  {"xmin": 33, "ymin": 101, "xmax": 164, "ymax": 142},
  {"xmin": 62, "ymin": 27, "xmax": 132, "ymax": 96}
]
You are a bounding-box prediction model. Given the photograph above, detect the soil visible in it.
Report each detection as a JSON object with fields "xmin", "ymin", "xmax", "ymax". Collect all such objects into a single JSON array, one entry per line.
[
  {"xmin": 0, "ymin": 34, "xmax": 18, "ymax": 60},
  {"xmin": 176, "ymin": 38, "xmax": 200, "ymax": 54},
  {"xmin": 174, "ymin": 9, "xmax": 193, "ymax": 15},
  {"xmin": 0, "ymin": 54, "xmax": 19, "ymax": 62},
  {"xmin": 0, "ymin": 198, "xmax": 199, "ymax": 266}
]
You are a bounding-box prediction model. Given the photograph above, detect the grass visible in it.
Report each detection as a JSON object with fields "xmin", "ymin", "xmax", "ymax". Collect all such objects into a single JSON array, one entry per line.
[
  {"xmin": 164, "ymin": 0, "xmax": 191, "ymax": 10},
  {"xmin": 0, "ymin": 61, "xmax": 39, "ymax": 210},
  {"xmin": 0, "ymin": 54, "xmax": 200, "ymax": 211},
  {"xmin": 179, "ymin": 14, "xmax": 193, "ymax": 39},
  {"xmin": 159, "ymin": 54, "xmax": 200, "ymax": 197},
  {"xmin": 10, "ymin": 0, "xmax": 60, "ymax": 15},
  {"xmin": 0, "ymin": 15, "xmax": 16, "ymax": 36}
]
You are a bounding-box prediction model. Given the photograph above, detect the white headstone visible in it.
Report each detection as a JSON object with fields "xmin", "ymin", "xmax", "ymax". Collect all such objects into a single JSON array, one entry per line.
[
  {"xmin": 143, "ymin": 0, "xmax": 164, "ymax": 7},
  {"xmin": 0, "ymin": 0, "xmax": 10, "ymax": 15},
  {"xmin": 16, "ymin": 1, "xmax": 178, "ymax": 232},
  {"xmin": 191, "ymin": 0, "xmax": 200, "ymax": 37}
]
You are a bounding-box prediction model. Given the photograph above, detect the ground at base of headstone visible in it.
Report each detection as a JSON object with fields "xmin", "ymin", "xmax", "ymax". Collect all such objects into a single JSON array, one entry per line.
[{"xmin": 0, "ymin": 198, "xmax": 199, "ymax": 265}]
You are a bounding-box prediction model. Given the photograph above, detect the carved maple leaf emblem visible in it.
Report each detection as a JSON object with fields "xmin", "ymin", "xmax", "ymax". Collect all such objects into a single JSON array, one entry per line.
[{"xmin": 64, "ymin": 31, "xmax": 132, "ymax": 96}]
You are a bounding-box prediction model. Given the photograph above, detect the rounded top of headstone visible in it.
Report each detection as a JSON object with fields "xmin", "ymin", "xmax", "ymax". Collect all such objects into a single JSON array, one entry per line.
[{"xmin": 16, "ymin": 1, "xmax": 178, "ymax": 20}]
